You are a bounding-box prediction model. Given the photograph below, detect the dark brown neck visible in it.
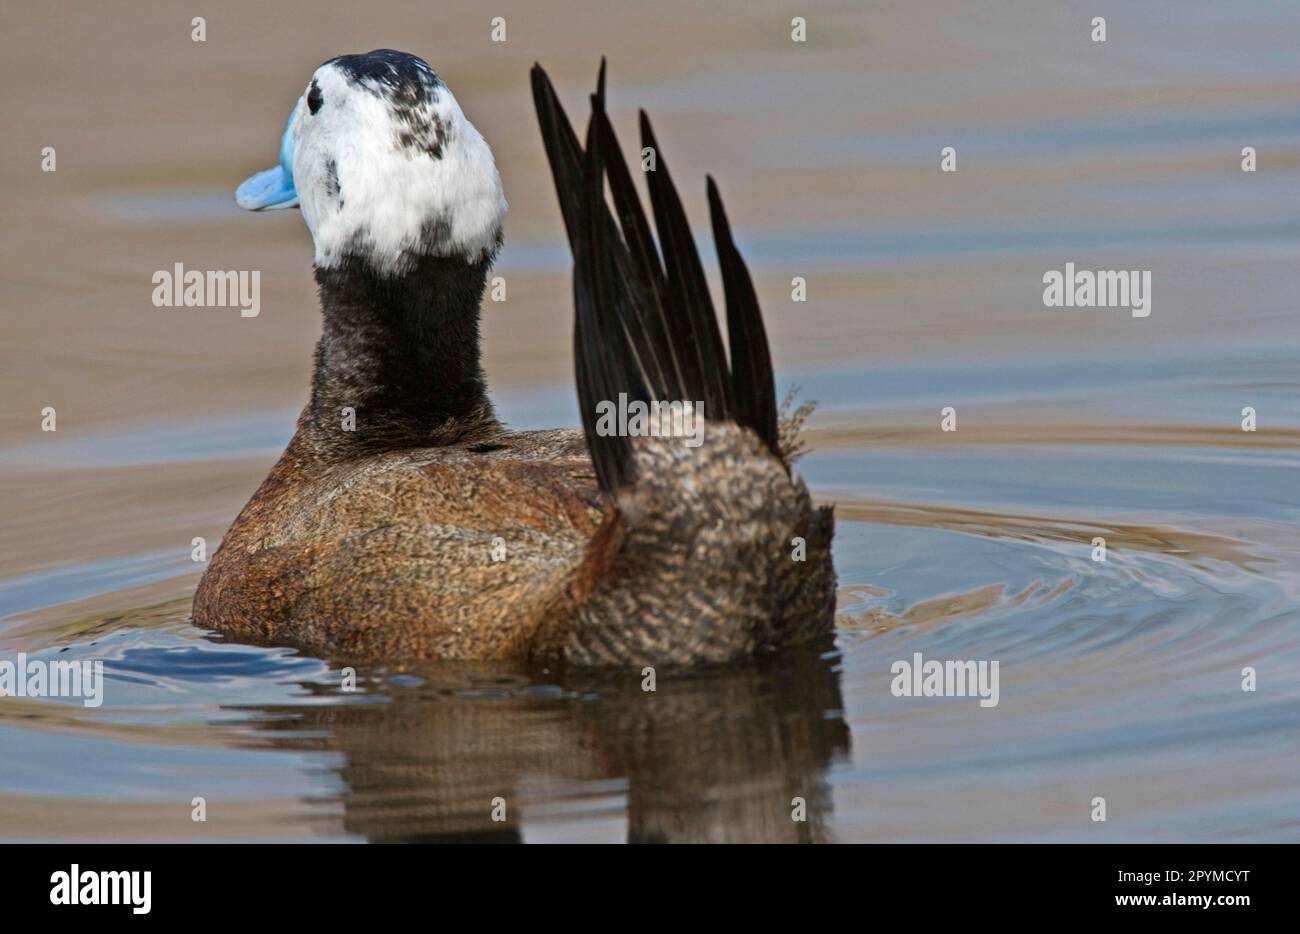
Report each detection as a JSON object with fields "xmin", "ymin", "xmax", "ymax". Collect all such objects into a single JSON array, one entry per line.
[{"xmin": 299, "ymin": 253, "xmax": 500, "ymax": 461}]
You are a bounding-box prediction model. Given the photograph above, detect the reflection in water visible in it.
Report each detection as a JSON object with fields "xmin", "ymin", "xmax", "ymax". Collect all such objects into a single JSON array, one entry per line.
[{"xmin": 239, "ymin": 647, "xmax": 848, "ymax": 843}]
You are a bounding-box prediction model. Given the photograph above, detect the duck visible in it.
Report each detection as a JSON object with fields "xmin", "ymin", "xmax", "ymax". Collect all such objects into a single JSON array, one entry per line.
[{"xmin": 193, "ymin": 50, "xmax": 836, "ymax": 666}]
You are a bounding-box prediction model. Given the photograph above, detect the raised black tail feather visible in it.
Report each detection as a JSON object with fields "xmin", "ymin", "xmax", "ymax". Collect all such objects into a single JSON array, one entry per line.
[
  {"xmin": 530, "ymin": 61, "xmax": 783, "ymax": 494},
  {"xmin": 532, "ymin": 62, "xmax": 685, "ymax": 412},
  {"xmin": 637, "ymin": 111, "xmax": 734, "ymax": 424},
  {"xmin": 528, "ymin": 65, "xmax": 585, "ymax": 252},
  {"xmin": 707, "ymin": 176, "xmax": 780, "ymax": 458}
]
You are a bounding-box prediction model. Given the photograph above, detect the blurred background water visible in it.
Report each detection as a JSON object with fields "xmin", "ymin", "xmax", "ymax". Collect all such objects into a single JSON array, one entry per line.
[{"xmin": 0, "ymin": 0, "xmax": 1297, "ymax": 841}]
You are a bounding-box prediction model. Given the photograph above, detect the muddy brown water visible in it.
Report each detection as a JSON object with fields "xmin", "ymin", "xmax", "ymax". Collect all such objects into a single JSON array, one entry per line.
[{"xmin": 1, "ymin": 1, "xmax": 1297, "ymax": 840}]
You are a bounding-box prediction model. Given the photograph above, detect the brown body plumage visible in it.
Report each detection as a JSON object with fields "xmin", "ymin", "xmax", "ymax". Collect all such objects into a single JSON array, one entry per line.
[
  {"xmin": 194, "ymin": 53, "xmax": 835, "ymax": 666},
  {"xmin": 195, "ymin": 419, "xmax": 834, "ymax": 665}
]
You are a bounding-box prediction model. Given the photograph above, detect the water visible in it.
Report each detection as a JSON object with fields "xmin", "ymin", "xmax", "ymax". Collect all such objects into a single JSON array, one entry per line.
[{"xmin": 1, "ymin": 0, "xmax": 1298, "ymax": 841}]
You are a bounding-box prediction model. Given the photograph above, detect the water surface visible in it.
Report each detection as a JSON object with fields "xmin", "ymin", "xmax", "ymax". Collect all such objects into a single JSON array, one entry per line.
[{"xmin": 1, "ymin": 0, "xmax": 1297, "ymax": 841}]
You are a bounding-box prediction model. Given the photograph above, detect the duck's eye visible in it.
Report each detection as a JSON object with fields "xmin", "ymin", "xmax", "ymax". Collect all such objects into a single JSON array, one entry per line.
[{"xmin": 307, "ymin": 81, "xmax": 323, "ymax": 115}]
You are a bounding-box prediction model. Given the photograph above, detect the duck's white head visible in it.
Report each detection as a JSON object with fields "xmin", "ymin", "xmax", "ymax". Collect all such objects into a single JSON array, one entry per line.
[{"xmin": 236, "ymin": 50, "xmax": 507, "ymax": 275}]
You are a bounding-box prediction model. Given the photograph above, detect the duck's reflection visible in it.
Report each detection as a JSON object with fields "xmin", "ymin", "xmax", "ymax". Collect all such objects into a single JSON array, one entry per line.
[{"xmin": 243, "ymin": 643, "xmax": 848, "ymax": 843}]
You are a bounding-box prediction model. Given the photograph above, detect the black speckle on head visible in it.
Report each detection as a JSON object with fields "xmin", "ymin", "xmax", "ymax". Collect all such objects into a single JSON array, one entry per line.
[
  {"xmin": 322, "ymin": 157, "xmax": 340, "ymax": 200},
  {"xmin": 325, "ymin": 49, "xmax": 448, "ymax": 161},
  {"xmin": 307, "ymin": 80, "xmax": 323, "ymax": 115},
  {"xmin": 417, "ymin": 216, "xmax": 455, "ymax": 256},
  {"xmin": 334, "ymin": 212, "xmax": 499, "ymax": 273},
  {"xmin": 327, "ymin": 49, "xmax": 443, "ymax": 95},
  {"xmin": 397, "ymin": 111, "xmax": 446, "ymax": 160}
]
